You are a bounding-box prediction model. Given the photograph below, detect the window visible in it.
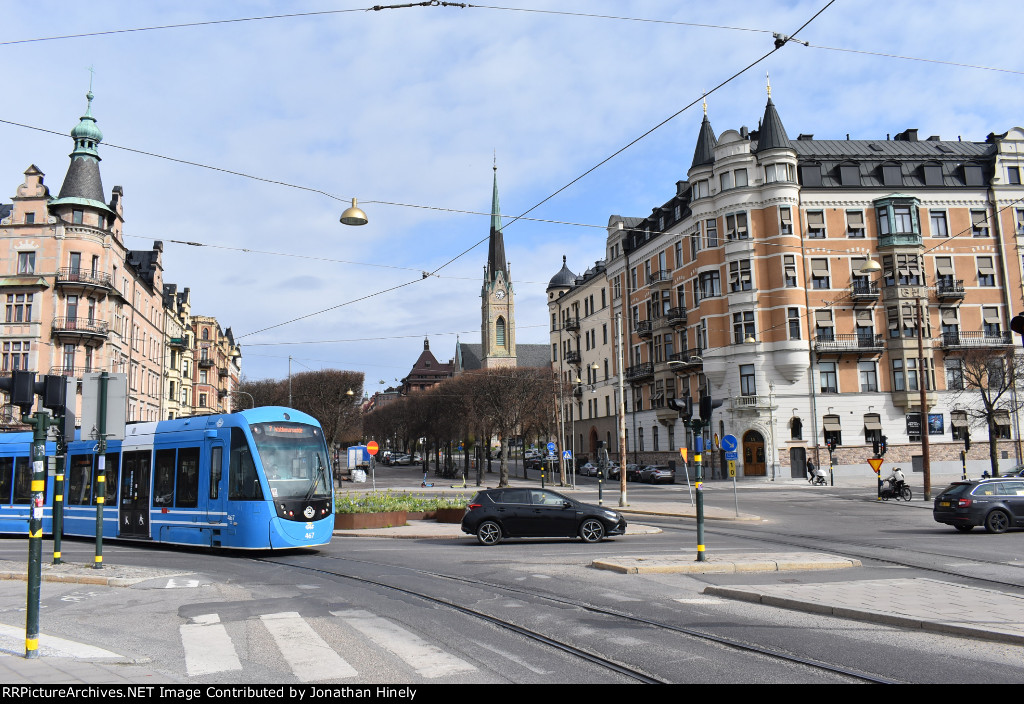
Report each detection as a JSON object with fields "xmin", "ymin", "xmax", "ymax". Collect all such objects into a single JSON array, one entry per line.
[
  {"xmin": 983, "ymin": 307, "xmax": 1002, "ymax": 337},
  {"xmin": 690, "ymin": 227, "xmax": 701, "ymax": 259},
  {"xmin": 971, "ymin": 210, "xmax": 990, "ymax": 237},
  {"xmin": 1008, "ymin": 166, "xmax": 1021, "ymax": 185},
  {"xmin": 807, "ymin": 211, "xmax": 826, "ymax": 238},
  {"xmin": 814, "ymin": 310, "xmax": 834, "ymax": 341},
  {"xmin": 733, "ymin": 311, "xmax": 755, "ymax": 344},
  {"xmin": 734, "ymin": 169, "xmax": 748, "ymax": 187},
  {"xmin": 799, "ymin": 164, "xmax": 822, "ymax": 187},
  {"xmin": 923, "ymin": 163, "xmax": 943, "ymax": 187},
  {"xmin": 856, "ymin": 309, "xmax": 875, "ymax": 341},
  {"xmin": 783, "ymin": 255, "xmax": 797, "ymax": 287},
  {"xmin": 864, "ymin": 414, "xmax": 883, "ymax": 447},
  {"xmin": 4, "ymin": 293, "xmax": 32, "ymax": 323},
  {"xmin": 705, "ymin": 219, "xmax": 718, "ymax": 248},
  {"xmin": 692, "ymin": 179, "xmax": 710, "ymax": 199},
  {"xmin": 739, "ymin": 364, "xmax": 756, "ymax": 396},
  {"xmin": 946, "ymin": 359, "xmax": 963, "ymax": 391},
  {"xmin": 846, "ymin": 210, "xmax": 865, "ymax": 237},
  {"xmin": 496, "ymin": 317, "xmax": 506, "ymax": 347},
  {"xmin": 788, "ymin": 307, "xmax": 801, "ymax": 340},
  {"xmin": 72, "ymin": 210, "xmax": 84, "ymax": 224},
  {"xmin": 24, "ymin": 212, "xmax": 35, "ymax": 224},
  {"xmin": 729, "ymin": 260, "xmax": 752, "ymax": 292},
  {"xmin": 17, "ymin": 252, "xmax": 34, "ymax": 274},
  {"xmin": 1, "ymin": 341, "xmax": 30, "ymax": 371},
  {"xmin": 977, "ymin": 257, "xmax": 996, "ymax": 286},
  {"xmin": 892, "ymin": 359, "xmax": 905, "ymax": 391},
  {"xmin": 963, "ymin": 164, "xmax": 984, "ymax": 186},
  {"xmin": 859, "ymin": 361, "xmax": 878, "ymax": 392},
  {"xmin": 893, "ymin": 206, "xmax": 913, "ymax": 233},
  {"xmin": 882, "ymin": 163, "xmax": 902, "ymax": 187},
  {"xmin": 779, "ymin": 206, "xmax": 793, "ymax": 234},
  {"xmin": 229, "ymin": 427, "xmax": 262, "ymax": 501},
  {"xmin": 791, "ymin": 417, "xmax": 803, "ymax": 440},
  {"xmin": 840, "ymin": 163, "xmax": 860, "ymax": 186},
  {"xmin": 823, "ymin": 414, "xmax": 842, "ymax": 447},
  {"xmin": 929, "ymin": 210, "xmax": 948, "ymax": 237},
  {"xmin": 766, "ymin": 163, "xmax": 795, "ymax": 183},
  {"xmin": 698, "ymin": 271, "xmax": 720, "ymax": 299},
  {"xmin": 819, "ymin": 362, "xmax": 838, "ymax": 393},
  {"xmin": 720, "ymin": 171, "xmax": 733, "ymax": 191},
  {"xmin": 725, "ymin": 212, "xmax": 748, "ymax": 240},
  {"xmin": 811, "ymin": 259, "xmax": 830, "ymax": 289},
  {"xmin": 950, "ymin": 410, "xmax": 968, "ymax": 440}
]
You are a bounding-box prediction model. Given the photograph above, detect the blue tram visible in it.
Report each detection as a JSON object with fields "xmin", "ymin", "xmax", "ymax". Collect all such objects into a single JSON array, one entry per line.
[{"xmin": 0, "ymin": 407, "xmax": 334, "ymax": 549}]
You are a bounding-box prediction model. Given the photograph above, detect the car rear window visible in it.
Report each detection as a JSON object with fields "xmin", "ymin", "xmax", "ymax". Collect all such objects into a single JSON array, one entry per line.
[
  {"xmin": 939, "ymin": 483, "xmax": 972, "ymax": 498},
  {"xmin": 996, "ymin": 481, "xmax": 1024, "ymax": 496}
]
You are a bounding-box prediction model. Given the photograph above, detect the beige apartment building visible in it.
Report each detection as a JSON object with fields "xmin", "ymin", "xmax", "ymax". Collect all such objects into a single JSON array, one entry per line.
[
  {"xmin": 1, "ymin": 92, "xmax": 239, "ymax": 425},
  {"xmin": 551, "ymin": 92, "xmax": 1024, "ymax": 479}
]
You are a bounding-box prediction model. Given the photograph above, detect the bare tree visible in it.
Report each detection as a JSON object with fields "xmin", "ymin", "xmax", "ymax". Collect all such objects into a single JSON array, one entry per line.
[{"xmin": 948, "ymin": 349, "xmax": 1024, "ymax": 475}]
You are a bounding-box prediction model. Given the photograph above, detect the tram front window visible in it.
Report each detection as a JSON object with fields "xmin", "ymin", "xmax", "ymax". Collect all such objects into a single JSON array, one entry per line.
[{"xmin": 250, "ymin": 422, "xmax": 331, "ymax": 500}]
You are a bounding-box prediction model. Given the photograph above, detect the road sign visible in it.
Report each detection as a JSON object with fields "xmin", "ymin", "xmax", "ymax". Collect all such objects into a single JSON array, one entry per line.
[
  {"xmin": 868, "ymin": 457, "xmax": 884, "ymax": 474},
  {"xmin": 680, "ymin": 447, "xmax": 688, "ymax": 462},
  {"xmin": 721, "ymin": 434, "xmax": 738, "ymax": 452},
  {"xmin": 728, "ymin": 460, "xmax": 736, "ymax": 477},
  {"xmin": 547, "ymin": 442, "xmax": 556, "ymax": 455},
  {"xmin": 563, "ymin": 450, "xmax": 572, "ymax": 460},
  {"xmin": 366, "ymin": 441, "xmax": 379, "ymax": 456},
  {"xmin": 725, "ymin": 450, "xmax": 738, "ymax": 461}
]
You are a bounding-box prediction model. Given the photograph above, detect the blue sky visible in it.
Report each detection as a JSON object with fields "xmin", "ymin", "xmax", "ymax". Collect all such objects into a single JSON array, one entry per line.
[{"xmin": 3, "ymin": 1, "xmax": 1023, "ymax": 393}]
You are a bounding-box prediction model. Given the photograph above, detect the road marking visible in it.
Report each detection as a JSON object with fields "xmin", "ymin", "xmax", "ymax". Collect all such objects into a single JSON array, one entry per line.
[
  {"xmin": 181, "ymin": 613, "xmax": 241, "ymax": 676},
  {"xmin": 333, "ymin": 609, "xmax": 476, "ymax": 679},
  {"xmin": 165, "ymin": 578, "xmax": 201, "ymax": 588},
  {"xmin": 466, "ymin": 638, "xmax": 550, "ymax": 674},
  {"xmin": 261, "ymin": 611, "xmax": 356, "ymax": 681},
  {"xmin": 675, "ymin": 598, "xmax": 726, "ymax": 605}
]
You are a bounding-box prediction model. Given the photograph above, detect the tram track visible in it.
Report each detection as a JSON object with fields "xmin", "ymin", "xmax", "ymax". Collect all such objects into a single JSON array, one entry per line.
[{"xmin": 254, "ymin": 553, "xmax": 898, "ymax": 684}]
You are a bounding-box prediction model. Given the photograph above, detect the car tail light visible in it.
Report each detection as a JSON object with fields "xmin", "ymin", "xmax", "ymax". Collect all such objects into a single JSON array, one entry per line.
[
  {"xmin": 957, "ymin": 499, "xmax": 972, "ymax": 507},
  {"xmin": 467, "ymin": 503, "xmax": 482, "ymax": 511}
]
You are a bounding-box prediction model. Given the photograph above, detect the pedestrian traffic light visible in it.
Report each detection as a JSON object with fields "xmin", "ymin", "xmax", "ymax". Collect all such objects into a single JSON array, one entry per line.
[
  {"xmin": 872, "ymin": 436, "xmax": 880, "ymax": 456},
  {"xmin": 963, "ymin": 429, "xmax": 970, "ymax": 453},
  {"xmin": 880, "ymin": 435, "xmax": 887, "ymax": 456},
  {"xmin": 826, "ymin": 437, "xmax": 836, "ymax": 453}
]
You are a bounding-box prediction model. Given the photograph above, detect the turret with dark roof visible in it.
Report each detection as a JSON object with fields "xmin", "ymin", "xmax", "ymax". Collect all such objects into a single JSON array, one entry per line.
[
  {"xmin": 691, "ymin": 112, "xmax": 718, "ymax": 169},
  {"xmin": 753, "ymin": 96, "xmax": 791, "ymax": 153},
  {"xmin": 55, "ymin": 90, "xmax": 109, "ymax": 209},
  {"xmin": 547, "ymin": 255, "xmax": 576, "ymax": 292}
]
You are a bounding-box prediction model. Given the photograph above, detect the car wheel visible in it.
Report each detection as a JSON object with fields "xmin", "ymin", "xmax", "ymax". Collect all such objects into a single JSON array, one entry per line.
[
  {"xmin": 476, "ymin": 521, "xmax": 503, "ymax": 546},
  {"xmin": 984, "ymin": 510, "xmax": 1010, "ymax": 534},
  {"xmin": 579, "ymin": 518, "xmax": 605, "ymax": 543},
  {"xmin": 954, "ymin": 524, "xmax": 974, "ymax": 533}
]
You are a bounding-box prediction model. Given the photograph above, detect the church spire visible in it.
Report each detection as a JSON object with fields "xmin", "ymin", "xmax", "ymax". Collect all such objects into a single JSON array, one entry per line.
[{"xmin": 487, "ymin": 160, "xmax": 507, "ymax": 282}]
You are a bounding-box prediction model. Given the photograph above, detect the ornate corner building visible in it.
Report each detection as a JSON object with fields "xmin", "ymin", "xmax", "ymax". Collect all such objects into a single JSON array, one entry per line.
[
  {"xmin": 1, "ymin": 91, "xmax": 240, "ymax": 425},
  {"xmin": 549, "ymin": 91, "xmax": 1024, "ymax": 477}
]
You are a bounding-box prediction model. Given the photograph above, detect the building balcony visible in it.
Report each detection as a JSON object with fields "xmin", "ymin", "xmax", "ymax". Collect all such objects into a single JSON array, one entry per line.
[
  {"xmin": 563, "ymin": 316, "xmax": 580, "ymax": 332},
  {"xmin": 47, "ymin": 366, "xmax": 93, "ymax": 378},
  {"xmin": 850, "ymin": 280, "xmax": 880, "ymax": 302},
  {"xmin": 936, "ymin": 279, "xmax": 966, "ymax": 300},
  {"xmin": 51, "ymin": 317, "xmax": 109, "ymax": 344},
  {"xmin": 168, "ymin": 336, "xmax": 188, "ymax": 349},
  {"xmin": 197, "ymin": 357, "xmax": 215, "ymax": 368},
  {"xmin": 648, "ymin": 269, "xmax": 673, "ymax": 290},
  {"xmin": 666, "ymin": 307, "xmax": 687, "ymax": 327},
  {"xmin": 733, "ymin": 394, "xmax": 775, "ymax": 411},
  {"xmin": 54, "ymin": 267, "xmax": 113, "ymax": 296},
  {"xmin": 636, "ymin": 320, "xmax": 653, "ymax": 338},
  {"xmin": 218, "ymin": 367, "xmax": 229, "ymax": 378},
  {"xmin": 625, "ymin": 362, "xmax": 654, "ymax": 384},
  {"xmin": 565, "ymin": 350, "xmax": 582, "ymax": 366},
  {"xmin": 878, "ymin": 232, "xmax": 922, "ymax": 248},
  {"xmin": 666, "ymin": 351, "xmax": 703, "ymax": 371},
  {"xmin": 814, "ymin": 333, "xmax": 884, "ymax": 353},
  {"xmin": 940, "ymin": 331, "xmax": 1012, "ymax": 348}
]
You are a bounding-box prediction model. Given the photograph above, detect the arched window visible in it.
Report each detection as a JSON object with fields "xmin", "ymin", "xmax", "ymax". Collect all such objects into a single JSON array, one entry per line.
[{"xmin": 496, "ymin": 317, "xmax": 506, "ymax": 348}]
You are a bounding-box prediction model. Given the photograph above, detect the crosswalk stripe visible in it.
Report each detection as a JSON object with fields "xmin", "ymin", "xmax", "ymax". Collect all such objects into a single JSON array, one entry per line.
[
  {"xmin": 261, "ymin": 611, "xmax": 357, "ymax": 682},
  {"xmin": 333, "ymin": 609, "xmax": 476, "ymax": 679},
  {"xmin": 181, "ymin": 614, "xmax": 241, "ymax": 676}
]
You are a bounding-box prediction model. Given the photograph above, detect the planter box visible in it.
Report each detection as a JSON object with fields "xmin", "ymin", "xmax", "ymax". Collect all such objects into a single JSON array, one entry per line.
[
  {"xmin": 434, "ymin": 508, "xmax": 466, "ymax": 524},
  {"xmin": 334, "ymin": 511, "xmax": 407, "ymax": 530}
]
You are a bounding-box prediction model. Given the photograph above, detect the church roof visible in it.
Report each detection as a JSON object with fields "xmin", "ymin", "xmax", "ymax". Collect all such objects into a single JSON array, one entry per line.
[{"xmin": 486, "ymin": 165, "xmax": 507, "ymax": 281}]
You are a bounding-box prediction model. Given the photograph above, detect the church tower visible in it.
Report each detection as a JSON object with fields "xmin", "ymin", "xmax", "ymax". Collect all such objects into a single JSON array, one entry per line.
[{"xmin": 481, "ymin": 163, "xmax": 516, "ymax": 368}]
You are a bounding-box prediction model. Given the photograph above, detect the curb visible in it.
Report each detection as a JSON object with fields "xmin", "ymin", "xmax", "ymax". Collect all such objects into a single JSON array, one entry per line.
[{"xmin": 592, "ymin": 553, "xmax": 861, "ymax": 575}]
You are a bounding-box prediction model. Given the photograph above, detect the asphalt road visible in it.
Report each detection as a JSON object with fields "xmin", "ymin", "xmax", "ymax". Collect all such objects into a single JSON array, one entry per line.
[{"xmin": 0, "ymin": 482, "xmax": 1021, "ymax": 684}]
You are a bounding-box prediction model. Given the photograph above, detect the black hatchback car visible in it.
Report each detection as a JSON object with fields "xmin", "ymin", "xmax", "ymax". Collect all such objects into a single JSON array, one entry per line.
[
  {"xmin": 933, "ymin": 477, "xmax": 1024, "ymax": 533},
  {"xmin": 461, "ymin": 488, "xmax": 627, "ymax": 545}
]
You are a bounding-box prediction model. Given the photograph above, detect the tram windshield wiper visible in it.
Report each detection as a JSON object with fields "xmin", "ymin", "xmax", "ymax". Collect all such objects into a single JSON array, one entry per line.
[{"xmin": 305, "ymin": 454, "xmax": 326, "ymax": 500}]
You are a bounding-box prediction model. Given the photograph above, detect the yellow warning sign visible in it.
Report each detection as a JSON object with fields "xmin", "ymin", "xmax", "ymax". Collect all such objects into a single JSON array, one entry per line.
[
  {"xmin": 867, "ymin": 457, "xmax": 884, "ymax": 474},
  {"xmin": 680, "ymin": 447, "xmax": 688, "ymax": 462},
  {"xmin": 728, "ymin": 460, "xmax": 736, "ymax": 477}
]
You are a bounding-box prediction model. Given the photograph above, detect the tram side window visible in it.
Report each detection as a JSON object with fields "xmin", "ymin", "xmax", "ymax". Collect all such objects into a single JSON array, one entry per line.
[
  {"xmin": 103, "ymin": 452, "xmax": 119, "ymax": 505},
  {"xmin": 176, "ymin": 447, "xmax": 199, "ymax": 508},
  {"xmin": 154, "ymin": 449, "xmax": 176, "ymax": 507},
  {"xmin": 13, "ymin": 457, "xmax": 35, "ymax": 504},
  {"xmin": 229, "ymin": 428, "xmax": 263, "ymax": 501},
  {"xmin": 210, "ymin": 447, "xmax": 223, "ymax": 500},
  {"xmin": 67, "ymin": 455, "xmax": 94, "ymax": 505},
  {"xmin": 0, "ymin": 458, "xmax": 13, "ymax": 504}
]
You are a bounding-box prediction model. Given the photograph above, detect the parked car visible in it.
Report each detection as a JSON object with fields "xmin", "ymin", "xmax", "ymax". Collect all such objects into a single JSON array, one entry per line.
[
  {"xmin": 461, "ymin": 487, "xmax": 627, "ymax": 545},
  {"xmin": 933, "ymin": 477, "xmax": 1024, "ymax": 533},
  {"xmin": 524, "ymin": 449, "xmax": 542, "ymax": 461},
  {"xmin": 607, "ymin": 463, "xmax": 621, "ymax": 480},
  {"xmin": 579, "ymin": 462, "xmax": 599, "ymax": 477},
  {"xmin": 639, "ymin": 465, "xmax": 675, "ymax": 484},
  {"xmin": 625, "ymin": 464, "xmax": 645, "ymax": 482},
  {"xmin": 391, "ymin": 454, "xmax": 412, "ymax": 465}
]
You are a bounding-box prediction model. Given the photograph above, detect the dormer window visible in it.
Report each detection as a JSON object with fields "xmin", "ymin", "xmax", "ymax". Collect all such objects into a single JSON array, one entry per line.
[
  {"xmin": 963, "ymin": 164, "xmax": 984, "ymax": 186},
  {"xmin": 881, "ymin": 163, "xmax": 902, "ymax": 187},
  {"xmin": 922, "ymin": 162, "xmax": 943, "ymax": 187},
  {"xmin": 839, "ymin": 163, "xmax": 860, "ymax": 187}
]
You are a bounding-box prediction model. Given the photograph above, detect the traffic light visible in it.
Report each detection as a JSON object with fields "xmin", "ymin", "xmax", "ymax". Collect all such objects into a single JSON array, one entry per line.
[
  {"xmin": 880, "ymin": 435, "xmax": 887, "ymax": 456},
  {"xmin": 667, "ymin": 396, "xmax": 693, "ymax": 421},
  {"xmin": 963, "ymin": 429, "xmax": 971, "ymax": 453},
  {"xmin": 872, "ymin": 436, "xmax": 880, "ymax": 457},
  {"xmin": 698, "ymin": 394, "xmax": 724, "ymax": 423},
  {"xmin": 0, "ymin": 369, "xmax": 36, "ymax": 414},
  {"xmin": 826, "ymin": 437, "xmax": 836, "ymax": 453}
]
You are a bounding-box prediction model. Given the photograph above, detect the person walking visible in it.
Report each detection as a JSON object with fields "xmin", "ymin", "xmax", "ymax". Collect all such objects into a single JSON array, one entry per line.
[{"xmin": 806, "ymin": 459, "xmax": 815, "ymax": 482}]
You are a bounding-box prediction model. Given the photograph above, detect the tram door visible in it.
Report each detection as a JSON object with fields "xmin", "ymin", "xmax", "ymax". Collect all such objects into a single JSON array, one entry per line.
[
  {"xmin": 206, "ymin": 444, "xmax": 226, "ymax": 525},
  {"xmin": 119, "ymin": 450, "xmax": 151, "ymax": 538}
]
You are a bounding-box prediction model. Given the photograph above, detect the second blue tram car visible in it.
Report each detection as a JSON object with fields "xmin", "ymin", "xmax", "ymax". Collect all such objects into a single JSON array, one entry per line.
[{"xmin": 0, "ymin": 406, "xmax": 334, "ymax": 549}]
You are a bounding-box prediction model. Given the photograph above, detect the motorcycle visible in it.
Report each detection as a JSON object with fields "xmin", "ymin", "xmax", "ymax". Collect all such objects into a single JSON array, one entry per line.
[{"xmin": 880, "ymin": 477, "xmax": 912, "ymax": 501}]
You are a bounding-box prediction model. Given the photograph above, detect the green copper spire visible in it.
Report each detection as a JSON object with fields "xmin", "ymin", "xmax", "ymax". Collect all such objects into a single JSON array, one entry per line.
[
  {"xmin": 69, "ymin": 90, "xmax": 103, "ymax": 160},
  {"xmin": 57, "ymin": 87, "xmax": 107, "ymax": 206},
  {"xmin": 487, "ymin": 160, "xmax": 507, "ymax": 281}
]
